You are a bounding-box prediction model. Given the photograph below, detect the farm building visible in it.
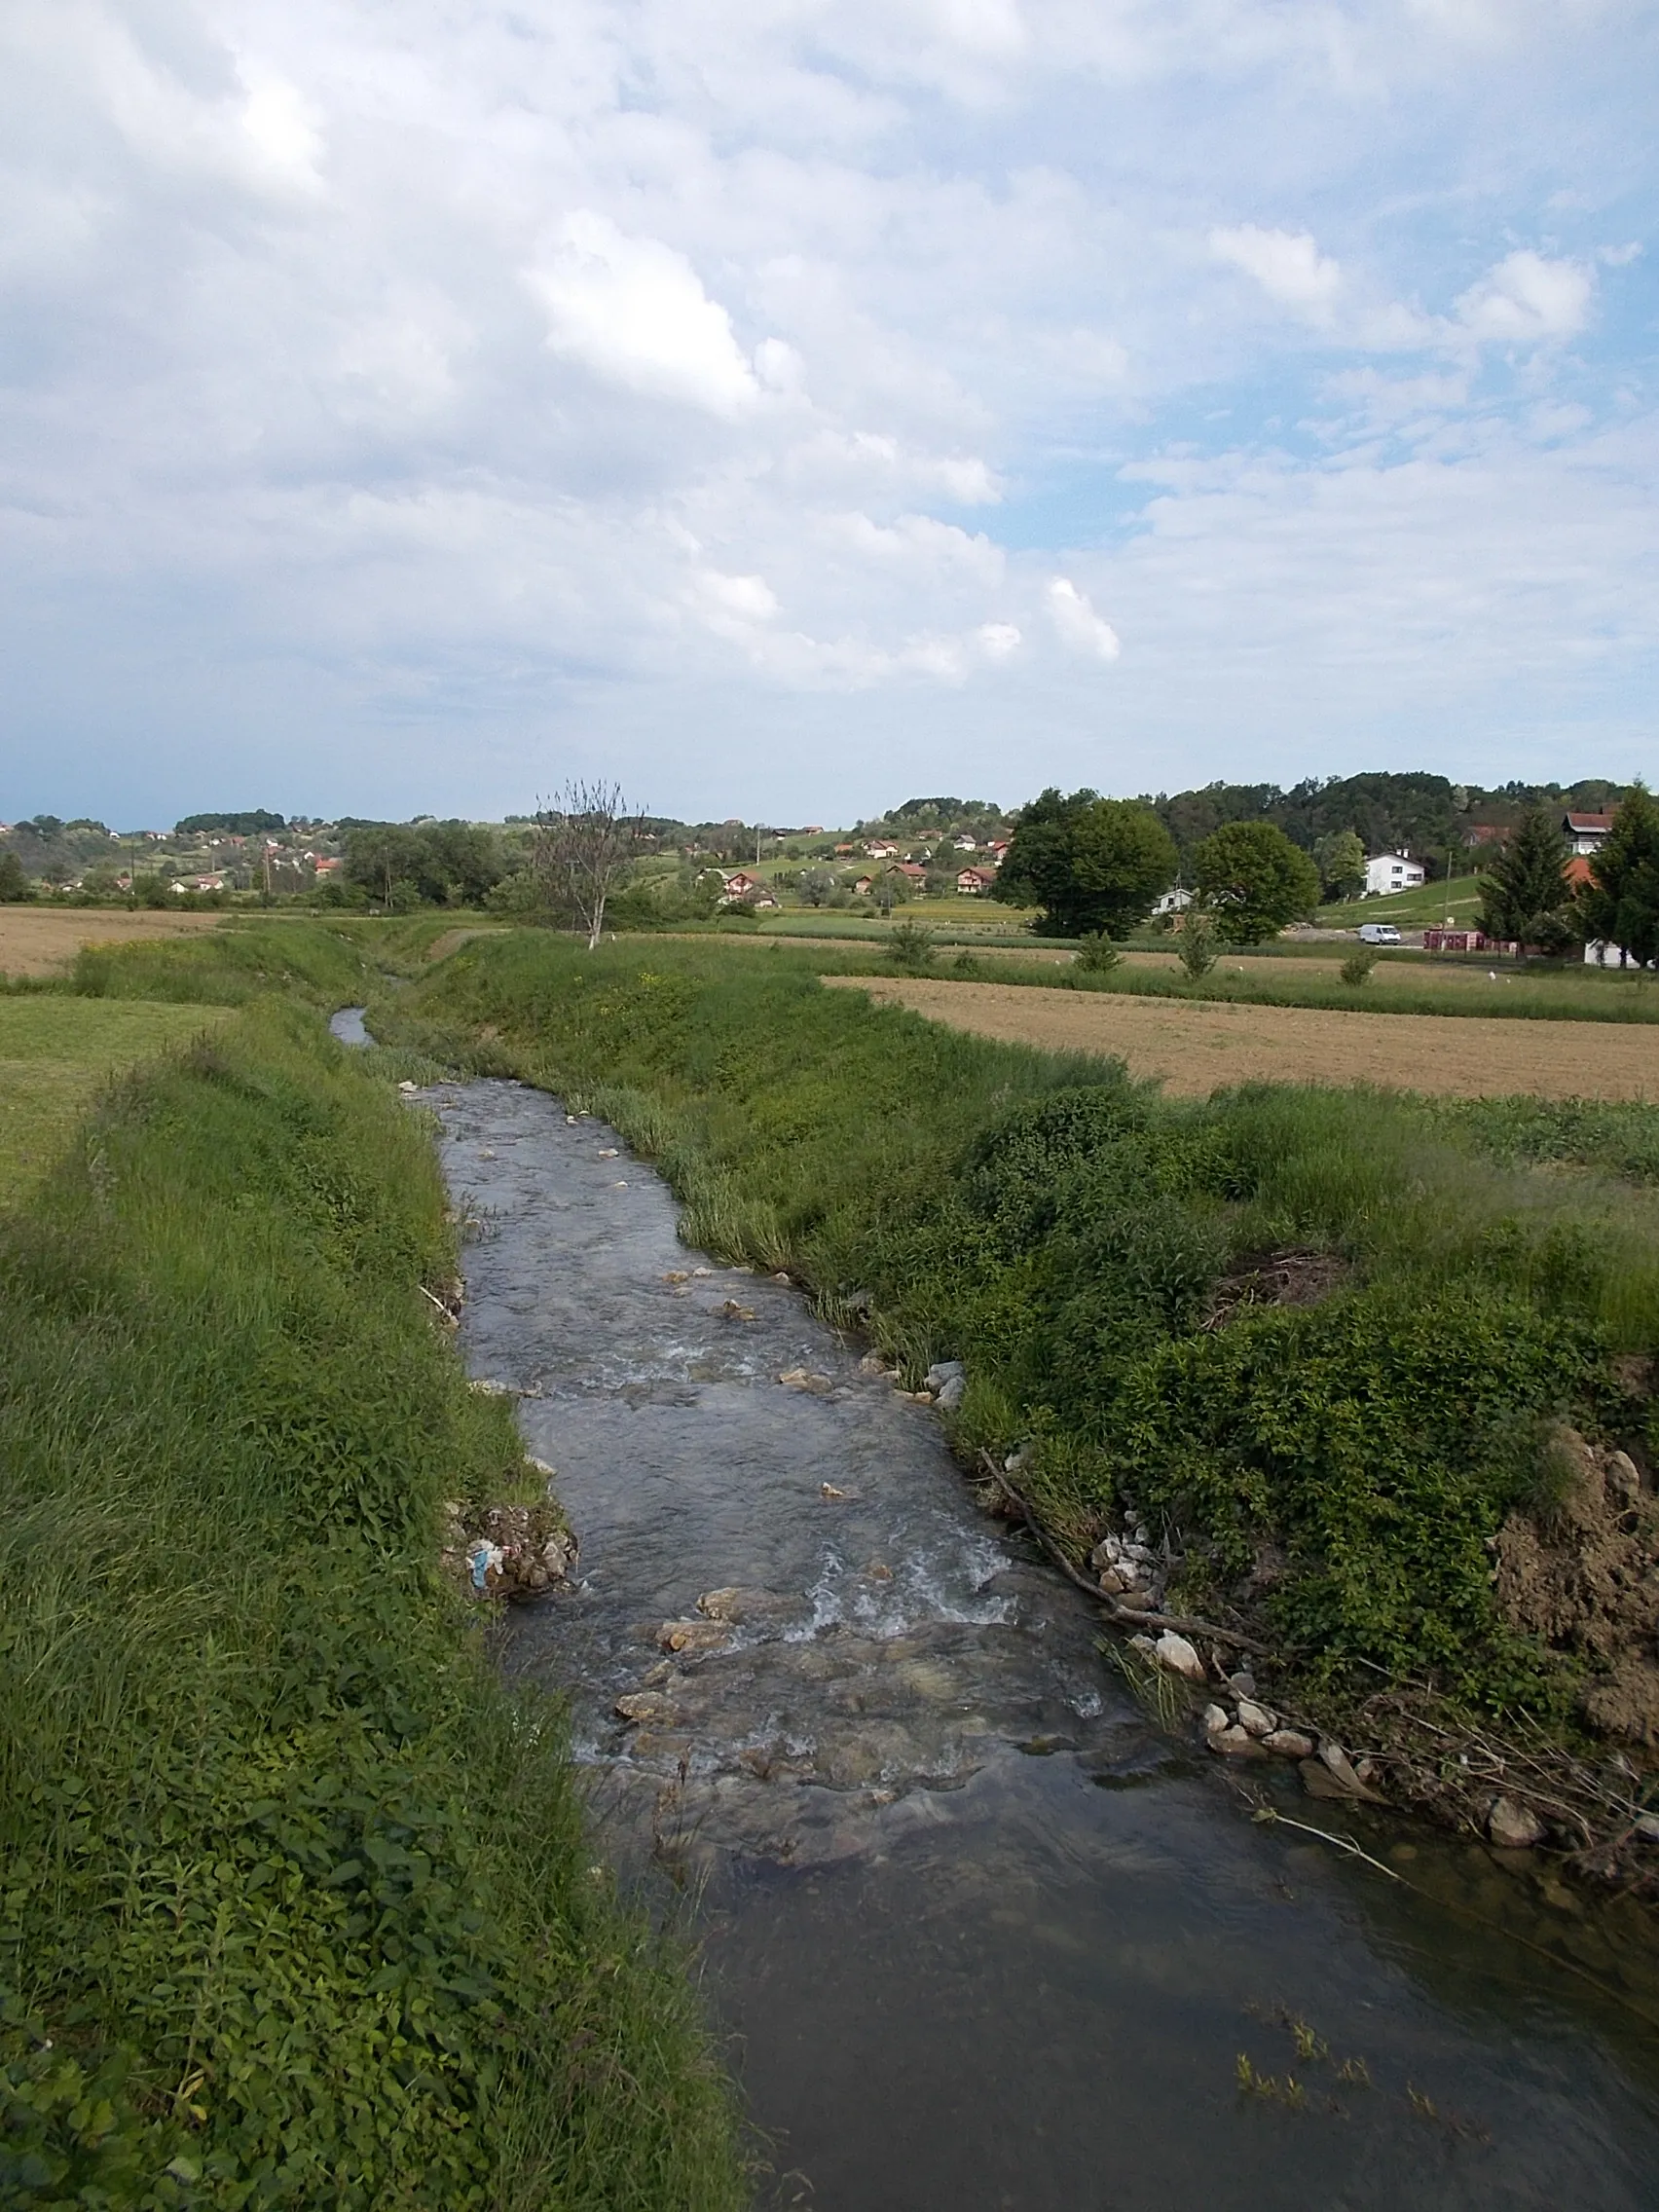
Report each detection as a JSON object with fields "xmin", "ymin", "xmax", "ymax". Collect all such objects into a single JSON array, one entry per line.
[{"xmin": 956, "ymin": 867, "xmax": 997, "ymax": 895}]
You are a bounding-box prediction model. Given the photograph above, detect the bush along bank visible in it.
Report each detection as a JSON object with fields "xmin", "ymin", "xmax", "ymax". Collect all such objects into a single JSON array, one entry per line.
[
  {"xmin": 0, "ymin": 998, "xmax": 743, "ymax": 2210},
  {"xmin": 380, "ymin": 932, "xmax": 1659, "ymax": 1888}
]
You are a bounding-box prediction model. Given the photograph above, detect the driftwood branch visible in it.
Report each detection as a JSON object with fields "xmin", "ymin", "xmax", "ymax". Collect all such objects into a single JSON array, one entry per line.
[{"xmin": 978, "ymin": 1451, "xmax": 1273, "ymax": 1658}]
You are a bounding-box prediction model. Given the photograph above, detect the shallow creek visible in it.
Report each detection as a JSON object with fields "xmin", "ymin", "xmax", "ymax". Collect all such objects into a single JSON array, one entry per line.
[{"xmin": 353, "ymin": 1030, "xmax": 1659, "ymax": 2207}]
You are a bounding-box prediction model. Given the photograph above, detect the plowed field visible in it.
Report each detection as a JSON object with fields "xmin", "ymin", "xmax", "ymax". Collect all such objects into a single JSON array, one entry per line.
[
  {"xmin": 826, "ymin": 976, "xmax": 1659, "ymax": 1100},
  {"xmin": 0, "ymin": 906, "xmax": 224, "ymax": 977}
]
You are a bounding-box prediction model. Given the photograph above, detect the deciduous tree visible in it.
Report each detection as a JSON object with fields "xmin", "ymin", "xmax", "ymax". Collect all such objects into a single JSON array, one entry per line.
[
  {"xmin": 991, "ymin": 789, "xmax": 1177, "ymax": 939},
  {"xmin": 1191, "ymin": 821, "xmax": 1320, "ymax": 943},
  {"xmin": 531, "ymin": 781, "xmax": 645, "ymax": 949}
]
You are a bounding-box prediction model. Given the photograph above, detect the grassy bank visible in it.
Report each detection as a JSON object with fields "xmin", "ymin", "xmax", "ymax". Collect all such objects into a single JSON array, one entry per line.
[
  {"xmin": 380, "ymin": 934, "xmax": 1659, "ymax": 1852},
  {"xmin": 0, "ymin": 995, "xmax": 742, "ymax": 2207}
]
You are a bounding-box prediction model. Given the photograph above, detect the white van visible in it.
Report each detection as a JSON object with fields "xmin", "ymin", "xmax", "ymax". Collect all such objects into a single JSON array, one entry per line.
[{"xmin": 1357, "ymin": 922, "xmax": 1402, "ymax": 946}]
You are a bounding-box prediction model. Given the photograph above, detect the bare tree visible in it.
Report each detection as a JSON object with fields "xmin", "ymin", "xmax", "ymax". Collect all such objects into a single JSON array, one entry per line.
[{"xmin": 530, "ymin": 780, "xmax": 645, "ymax": 949}]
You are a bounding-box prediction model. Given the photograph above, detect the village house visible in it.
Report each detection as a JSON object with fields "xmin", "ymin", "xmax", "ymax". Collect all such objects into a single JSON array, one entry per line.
[
  {"xmin": 853, "ymin": 875, "xmax": 873, "ymax": 895},
  {"xmin": 889, "ymin": 861, "xmax": 929, "ymax": 888},
  {"xmin": 719, "ymin": 869, "xmax": 763, "ymax": 903},
  {"xmin": 952, "ymin": 833, "xmax": 978, "ymax": 852},
  {"xmin": 1152, "ymin": 886, "xmax": 1193, "ymax": 917},
  {"xmin": 865, "ymin": 840, "xmax": 900, "ymax": 860},
  {"xmin": 313, "ymin": 856, "xmax": 344, "ymax": 877},
  {"xmin": 956, "ymin": 866, "xmax": 997, "ymax": 895},
  {"xmin": 1563, "ymin": 811, "xmax": 1616, "ymax": 856},
  {"xmin": 1363, "ymin": 852, "xmax": 1425, "ymax": 897}
]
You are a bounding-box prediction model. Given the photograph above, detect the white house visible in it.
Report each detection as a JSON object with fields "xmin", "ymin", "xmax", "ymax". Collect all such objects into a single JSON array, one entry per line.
[
  {"xmin": 1152, "ymin": 886, "xmax": 1193, "ymax": 918},
  {"xmin": 1363, "ymin": 853, "xmax": 1425, "ymax": 898}
]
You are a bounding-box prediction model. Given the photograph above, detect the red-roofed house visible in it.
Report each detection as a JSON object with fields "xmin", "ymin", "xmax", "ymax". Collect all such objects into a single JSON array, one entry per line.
[{"xmin": 956, "ymin": 867, "xmax": 997, "ymax": 895}]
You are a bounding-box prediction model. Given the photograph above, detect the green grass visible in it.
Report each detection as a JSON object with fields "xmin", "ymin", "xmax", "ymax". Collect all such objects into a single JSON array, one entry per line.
[
  {"xmin": 378, "ymin": 931, "xmax": 1659, "ymax": 1728},
  {"xmin": 0, "ymin": 999, "xmax": 233, "ymax": 1207},
  {"xmin": 1314, "ymin": 872, "xmax": 1484, "ymax": 928},
  {"xmin": 70, "ymin": 921, "xmax": 376, "ymax": 1007},
  {"xmin": 0, "ymin": 996, "xmax": 743, "ymax": 2209}
]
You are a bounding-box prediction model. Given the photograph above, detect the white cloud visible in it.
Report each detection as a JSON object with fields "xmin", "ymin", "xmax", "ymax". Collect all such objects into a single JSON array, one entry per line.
[
  {"xmin": 527, "ymin": 212, "xmax": 761, "ymax": 416},
  {"xmin": 1454, "ymin": 250, "xmax": 1594, "ymax": 344},
  {"xmin": 1046, "ymin": 577, "xmax": 1121, "ymax": 660},
  {"xmin": 1210, "ymin": 225, "xmax": 1343, "ymax": 314},
  {"xmin": 977, "ymin": 620, "xmax": 1021, "ymax": 657}
]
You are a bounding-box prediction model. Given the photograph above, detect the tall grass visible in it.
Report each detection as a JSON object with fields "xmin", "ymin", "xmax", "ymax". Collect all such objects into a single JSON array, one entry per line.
[
  {"xmin": 0, "ymin": 1000, "xmax": 742, "ymax": 2209},
  {"xmin": 383, "ymin": 933, "xmax": 1659, "ymax": 1719}
]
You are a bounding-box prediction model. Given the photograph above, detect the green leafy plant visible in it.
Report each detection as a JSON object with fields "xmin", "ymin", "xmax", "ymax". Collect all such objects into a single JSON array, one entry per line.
[
  {"xmin": 1074, "ymin": 933, "xmax": 1123, "ymax": 974},
  {"xmin": 887, "ymin": 917, "xmax": 936, "ymax": 972},
  {"xmin": 1177, "ymin": 912, "xmax": 1219, "ymax": 978},
  {"xmin": 1340, "ymin": 948, "xmax": 1378, "ymax": 985}
]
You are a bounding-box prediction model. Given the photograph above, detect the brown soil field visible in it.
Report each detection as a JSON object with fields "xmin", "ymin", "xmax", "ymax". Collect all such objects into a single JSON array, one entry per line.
[
  {"xmin": 0, "ymin": 907, "xmax": 226, "ymax": 978},
  {"xmin": 826, "ymin": 975, "xmax": 1659, "ymax": 1101}
]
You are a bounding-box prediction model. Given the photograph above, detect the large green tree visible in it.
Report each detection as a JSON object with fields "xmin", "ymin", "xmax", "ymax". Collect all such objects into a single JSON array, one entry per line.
[
  {"xmin": 1578, "ymin": 788, "xmax": 1659, "ymax": 969},
  {"xmin": 1478, "ymin": 806, "xmax": 1570, "ymax": 950},
  {"xmin": 991, "ymin": 789, "xmax": 1177, "ymax": 939},
  {"xmin": 1312, "ymin": 829, "xmax": 1366, "ymax": 902},
  {"xmin": 1191, "ymin": 821, "xmax": 1321, "ymax": 943}
]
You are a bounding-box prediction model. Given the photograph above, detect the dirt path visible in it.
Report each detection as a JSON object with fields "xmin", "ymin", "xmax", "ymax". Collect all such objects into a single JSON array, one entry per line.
[
  {"xmin": 825, "ymin": 975, "xmax": 1659, "ymax": 1100},
  {"xmin": 0, "ymin": 907, "xmax": 225, "ymax": 977}
]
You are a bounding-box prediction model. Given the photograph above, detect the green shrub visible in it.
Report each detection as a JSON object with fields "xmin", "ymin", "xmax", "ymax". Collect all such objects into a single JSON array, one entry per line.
[{"xmin": 1339, "ymin": 948, "xmax": 1378, "ymax": 985}]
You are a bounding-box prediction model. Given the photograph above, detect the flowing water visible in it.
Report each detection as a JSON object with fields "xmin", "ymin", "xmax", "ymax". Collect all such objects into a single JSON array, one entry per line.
[{"xmin": 336, "ymin": 1021, "xmax": 1659, "ymax": 2209}]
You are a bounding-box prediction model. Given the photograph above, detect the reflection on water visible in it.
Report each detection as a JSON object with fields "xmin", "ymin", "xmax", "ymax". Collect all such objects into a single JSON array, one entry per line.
[{"xmin": 423, "ymin": 1074, "xmax": 1659, "ymax": 2211}]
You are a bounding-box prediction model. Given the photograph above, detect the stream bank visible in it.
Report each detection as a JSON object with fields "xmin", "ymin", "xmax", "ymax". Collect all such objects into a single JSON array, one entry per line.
[{"xmin": 410, "ymin": 1062, "xmax": 1659, "ymax": 2210}]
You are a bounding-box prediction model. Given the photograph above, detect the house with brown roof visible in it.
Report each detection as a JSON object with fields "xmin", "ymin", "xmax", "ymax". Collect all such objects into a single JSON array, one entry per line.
[
  {"xmin": 1563, "ymin": 811, "xmax": 1617, "ymax": 856},
  {"xmin": 956, "ymin": 866, "xmax": 997, "ymax": 895}
]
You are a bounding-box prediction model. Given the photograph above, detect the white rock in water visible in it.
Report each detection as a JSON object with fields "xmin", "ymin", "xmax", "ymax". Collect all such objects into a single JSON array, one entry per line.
[
  {"xmin": 1202, "ymin": 1703, "xmax": 1231, "ymax": 1737},
  {"xmin": 1263, "ymin": 1729, "xmax": 1314, "ymax": 1760},
  {"xmin": 1153, "ymin": 1632, "xmax": 1205, "ymax": 1681},
  {"xmin": 925, "ymin": 1359, "xmax": 966, "ymax": 1391},
  {"xmin": 1489, "ymin": 1795, "xmax": 1545, "ymax": 1850},
  {"xmin": 1235, "ymin": 1700, "xmax": 1277, "ymax": 1737},
  {"xmin": 398, "ymin": 1080, "xmax": 419, "ymax": 1093}
]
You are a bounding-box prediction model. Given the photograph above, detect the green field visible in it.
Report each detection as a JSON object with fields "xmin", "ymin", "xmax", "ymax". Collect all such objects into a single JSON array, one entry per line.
[
  {"xmin": 1315, "ymin": 870, "xmax": 1485, "ymax": 929},
  {"xmin": 0, "ymin": 997, "xmax": 233, "ymax": 1206}
]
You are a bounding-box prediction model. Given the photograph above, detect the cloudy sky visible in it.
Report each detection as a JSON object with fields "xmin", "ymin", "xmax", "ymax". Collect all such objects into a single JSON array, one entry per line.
[{"xmin": 3, "ymin": 0, "xmax": 1655, "ymax": 826}]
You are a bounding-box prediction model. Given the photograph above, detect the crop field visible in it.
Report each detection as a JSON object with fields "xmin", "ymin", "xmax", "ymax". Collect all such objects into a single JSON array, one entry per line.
[
  {"xmin": 0, "ymin": 903, "xmax": 224, "ymax": 977},
  {"xmin": 0, "ymin": 997, "xmax": 232, "ymax": 1204},
  {"xmin": 826, "ymin": 975, "xmax": 1659, "ymax": 1099}
]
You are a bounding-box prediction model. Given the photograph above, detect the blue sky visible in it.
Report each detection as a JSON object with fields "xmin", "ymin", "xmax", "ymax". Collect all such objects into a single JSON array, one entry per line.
[{"xmin": 1, "ymin": 0, "xmax": 1654, "ymax": 827}]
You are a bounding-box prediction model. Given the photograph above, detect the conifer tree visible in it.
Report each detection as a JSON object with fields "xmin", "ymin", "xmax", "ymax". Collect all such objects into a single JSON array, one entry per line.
[
  {"xmin": 1578, "ymin": 787, "xmax": 1659, "ymax": 970},
  {"xmin": 1479, "ymin": 806, "xmax": 1569, "ymax": 952}
]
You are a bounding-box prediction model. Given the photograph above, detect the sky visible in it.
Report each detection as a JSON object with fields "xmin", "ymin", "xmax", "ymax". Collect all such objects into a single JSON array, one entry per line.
[{"xmin": 2, "ymin": 0, "xmax": 1656, "ymax": 828}]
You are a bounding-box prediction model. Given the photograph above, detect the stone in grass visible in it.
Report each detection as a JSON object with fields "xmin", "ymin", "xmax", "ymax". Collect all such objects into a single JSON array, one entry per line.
[
  {"xmin": 1488, "ymin": 1795, "xmax": 1545, "ymax": 1850},
  {"xmin": 1152, "ymin": 1631, "xmax": 1205, "ymax": 1682}
]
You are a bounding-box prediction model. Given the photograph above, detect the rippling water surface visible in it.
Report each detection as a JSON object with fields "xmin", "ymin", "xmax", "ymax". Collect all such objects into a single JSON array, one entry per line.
[{"xmin": 379, "ymin": 1042, "xmax": 1659, "ymax": 2210}]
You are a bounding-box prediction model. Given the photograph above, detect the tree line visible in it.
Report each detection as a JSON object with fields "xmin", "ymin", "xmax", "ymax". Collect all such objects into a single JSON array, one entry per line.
[{"xmin": 989, "ymin": 785, "xmax": 1659, "ymax": 958}]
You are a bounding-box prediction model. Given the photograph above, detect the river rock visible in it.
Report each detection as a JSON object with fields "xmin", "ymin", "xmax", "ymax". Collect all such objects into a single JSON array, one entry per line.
[
  {"xmin": 779, "ymin": 1367, "xmax": 833, "ymax": 1393},
  {"xmin": 1153, "ymin": 1632, "xmax": 1205, "ymax": 1681},
  {"xmin": 398, "ymin": 1079, "xmax": 419, "ymax": 1093},
  {"xmin": 1235, "ymin": 1700, "xmax": 1277, "ymax": 1737},
  {"xmin": 1489, "ymin": 1795, "xmax": 1545, "ymax": 1849},
  {"xmin": 1210, "ymin": 1724, "xmax": 1264, "ymax": 1756},
  {"xmin": 441, "ymin": 1499, "xmax": 577, "ymax": 1601},
  {"xmin": 1315, "ymin": 1740, "xmax": 1385, "ymax": 1803},
  {"xmin": 937, "ymin": 1374, "xmax": 967, "ymax": 1413},
  {"xmin": 1098, "ymin": 1567, "xmax": 1126, "ymax": 1595},
  {"xmin": 1202, "ymin": 1703, "xmax": 1231, "ymax": 1737},
  {"xmin": 615, "ymin": 1692, "xmax": 678, "ymax": 1725},
  {"xmin": 1263, "ymin": 1728, "xmax": 1314, "ymax": 1759},
  {"xmin": 1226, "ymin": 1672, "xmax": 1257, "ymax": 1701},
  {"xmin": 1633, "ymin": 1814, "xmax": 1659, "ymax": 1844},
  {"xmin": 656, "ymin": 1619, "xmax": 728, "ymax": 1654},
  {"xmin": 1116, "ymin": 1589, "xmax": 1156, "ymax": 1612}
]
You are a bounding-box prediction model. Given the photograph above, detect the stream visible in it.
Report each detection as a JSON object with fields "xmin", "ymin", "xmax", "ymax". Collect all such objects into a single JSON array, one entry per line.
[{"xmin": 339, "ymin": 1020, "xmax": 1659, "ymax": 2208}]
